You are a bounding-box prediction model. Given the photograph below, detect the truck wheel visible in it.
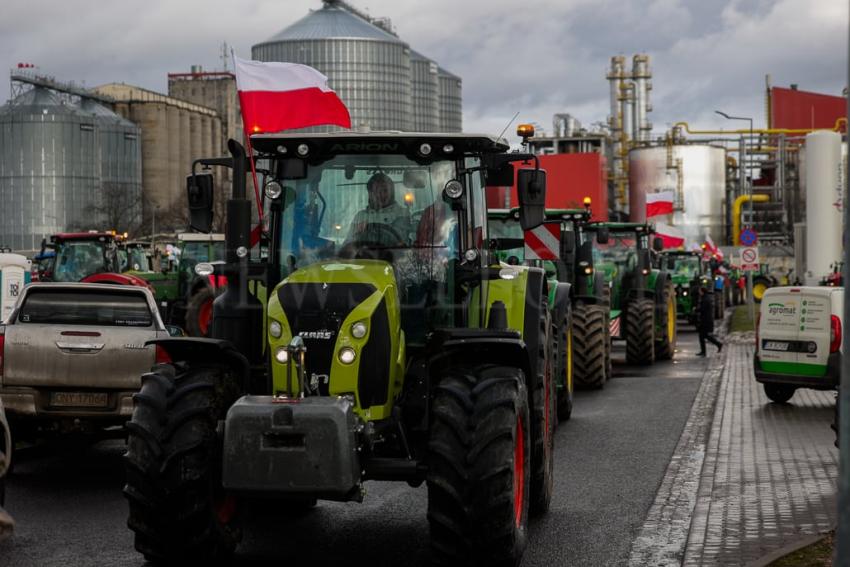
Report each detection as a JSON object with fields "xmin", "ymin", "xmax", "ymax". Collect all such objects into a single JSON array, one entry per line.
[
  {"xmin": 124, "ymin": 363, "xmax": 242, "ymax": 563},
  {"xmin": 427, "ymin": 364, "xmax": 530, "ymax": 567},
  {"xmin": 572, "ymin": 303, "xmax": 607, "ymax": 389},
  {"xmin": 655, "ymin": 283, "xmax": 676, "ymax": 361},
  {"xmin": 626, "ymin": 299, "xmax": 655, "ymax": 365},
  {"xmin": 185, "ymin": 287, "xmax": 220, "ymax": 337},
  {"xmin": 553, "ymin": 311, "xmax": 574, "ymax": 421},
  {"xmin": 529, "ymin": 315, "xmax": 555, "ymax": 516},
  {"xmin": 764, "ymin": 383, "xmax": 795, "ymax": 404}
]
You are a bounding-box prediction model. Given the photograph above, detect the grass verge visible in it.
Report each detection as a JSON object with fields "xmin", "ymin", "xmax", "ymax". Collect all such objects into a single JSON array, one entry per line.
[
  {"xmin": 769, "ymin": 531, "xmax": 833, "ymax": 566},
  {"xmin": 729, "ymin": 305, "xmax": 755, "ymax": 333}
]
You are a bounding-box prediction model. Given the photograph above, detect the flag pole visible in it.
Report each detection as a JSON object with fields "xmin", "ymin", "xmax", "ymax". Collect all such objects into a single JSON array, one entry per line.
[{"xmin": 243, "ymin": 132, "xmax": 264, "ymax": 225}]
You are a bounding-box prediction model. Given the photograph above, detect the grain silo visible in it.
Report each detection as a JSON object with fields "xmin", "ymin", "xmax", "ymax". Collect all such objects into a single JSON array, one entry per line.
[
  {"xmin": 437, "ymin": 67, "xmax": 462, "ymax": 133},
  {"xmin": 0, "ymin": 87, "xmax": 100, "ymax": 252},
  {"xmin": 411, "ymin": 50, "xmax": 439, "ymax": 132},
  {"xmin": 252, "ymin": 0, "xmax": 413, "ymax": 132}
]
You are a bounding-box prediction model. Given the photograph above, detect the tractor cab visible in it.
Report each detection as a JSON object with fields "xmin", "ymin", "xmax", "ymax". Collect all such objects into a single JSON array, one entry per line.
[
  {"xmin": 661, "ymin": 249, "xmax": 709, "ymax": 322},
  {"xmin": 39, "ymin": 232, "xmax": 122, "ymax": 282}
]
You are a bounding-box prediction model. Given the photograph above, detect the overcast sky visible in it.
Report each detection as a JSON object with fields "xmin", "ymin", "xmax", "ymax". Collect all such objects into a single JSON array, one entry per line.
[{"xmin": 1, "ymin": 0, "xmax": 846, "ymax": 143}]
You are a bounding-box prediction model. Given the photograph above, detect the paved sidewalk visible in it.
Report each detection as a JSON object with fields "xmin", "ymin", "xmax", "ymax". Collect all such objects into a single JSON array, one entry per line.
[{"xmin": 683, "ymin": 333, "xmax": 839, "ymax": 565}]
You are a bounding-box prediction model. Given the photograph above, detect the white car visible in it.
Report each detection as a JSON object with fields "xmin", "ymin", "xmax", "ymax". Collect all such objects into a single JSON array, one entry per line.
[{"xmin": 754, "ymin": 286, "xmax": 843, "ymax": 403}]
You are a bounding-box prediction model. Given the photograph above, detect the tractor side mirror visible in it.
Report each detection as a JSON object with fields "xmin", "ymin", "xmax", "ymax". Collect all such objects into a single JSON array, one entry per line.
[
  {"xmin": 652, "ymin": 236, "xmax": 664, "ymax": 252},
  {"xmin": 517, "ymin": 169, "xmax": 546, "ymax": 230},
  {"xmin": 561, "ymin": 231, "xmax": 576, "ymax": 255},
  {"xmin": 485, "ymin": 162, "xmax": 515, "ymax": 187},
  {"xmin": 187, "ymin": 173, "xmax": 214, "ymax": 233},
  {"xmin": 596, "ymin": 228, "xmax": 610, "ymax": 245}
]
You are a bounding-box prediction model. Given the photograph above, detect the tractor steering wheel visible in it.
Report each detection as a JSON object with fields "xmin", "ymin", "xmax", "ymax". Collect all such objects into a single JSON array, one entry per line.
[{"xmin": 339, "ymin": 223, "xmax": 407, "ymax": 259}]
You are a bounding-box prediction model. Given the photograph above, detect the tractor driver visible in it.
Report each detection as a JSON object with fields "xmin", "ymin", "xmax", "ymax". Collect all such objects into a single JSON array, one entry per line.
[{"xmin": 349, "ymin": 173, "xmax": 412, "ymax": 245}]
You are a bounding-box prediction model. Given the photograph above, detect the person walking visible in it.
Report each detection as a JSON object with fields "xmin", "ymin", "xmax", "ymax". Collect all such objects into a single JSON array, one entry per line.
[{"xmin": 697, "ymin": 285, "xmax": 723, "ymax": 356}]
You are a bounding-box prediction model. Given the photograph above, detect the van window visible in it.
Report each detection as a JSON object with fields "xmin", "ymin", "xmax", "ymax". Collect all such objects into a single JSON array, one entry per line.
[{"xmin": 18, "ymin": 289, "xmax": 153, "ymax": 327}]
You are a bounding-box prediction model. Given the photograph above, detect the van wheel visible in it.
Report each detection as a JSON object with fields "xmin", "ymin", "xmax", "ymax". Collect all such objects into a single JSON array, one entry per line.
[{"xmin": 764, "ymin": 383, "xmax": 795, "ymax": 404}]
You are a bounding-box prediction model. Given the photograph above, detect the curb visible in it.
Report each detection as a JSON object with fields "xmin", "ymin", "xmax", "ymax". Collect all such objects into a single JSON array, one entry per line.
[{"xmin": 744, "ymin": 532, "xmax": 832, "ymax": 567}]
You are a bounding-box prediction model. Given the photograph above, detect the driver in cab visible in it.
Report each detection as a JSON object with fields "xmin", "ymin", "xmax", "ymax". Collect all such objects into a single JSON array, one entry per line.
[{"xmin": 350, "ymin": 173, "xmax": 412, "ymax": 244}]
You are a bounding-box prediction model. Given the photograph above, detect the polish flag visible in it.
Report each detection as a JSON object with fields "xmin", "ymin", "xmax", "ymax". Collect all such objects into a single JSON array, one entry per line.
[
  {"xmin": 646, "ymin": 191, "xmax": 675, "ymax": 218},
  {"xmin": 654, "ymin": 223, "xmax": 685, "ymax": 249},
  {"xmin": 703, "ymin": 234, "xmax": 724, "ymax": 260},
  {"xmin": 233, "ymin": 55, "xmax": 351, "ymax": 134}
]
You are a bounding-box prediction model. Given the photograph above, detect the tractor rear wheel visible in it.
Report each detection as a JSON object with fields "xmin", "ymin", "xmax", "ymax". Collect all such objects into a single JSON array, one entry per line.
[
  {"xmin": 753, "ymin": 276, "xmax": 771, "ymax": 303},
  {"xmin": 655, "ymin": 282, "xmax": 677, "ymax": 361},
  {"xmin": 626, "ymin": 299, "xmax": 655, "ymax": 365},
  {"xmin": 124, "ymin": 362, "xmax": 242, "ymax": 564},
  {"xmin": 529, "ymin": 315, "xmax": 555, "ymax": 516},
  {"xmin": 572, "ymin": 303, "xmax": 607, "ymax": 389},
  {"xmin": 553, "ymin": 310, "xmax": 574, "ymax": 421},
  {"xmin": 427, "ymin": 364, "xmax": 530, "ymax": 567}
]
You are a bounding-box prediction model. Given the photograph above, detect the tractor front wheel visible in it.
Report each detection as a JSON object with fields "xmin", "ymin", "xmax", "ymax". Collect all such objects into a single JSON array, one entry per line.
[
  {"xmin": 529, "ymin": 314, "xmax": 555, "ymax": 516},
  {"xmin": 427, "ymin": 364, "xmax": 530, "ymax": 567},
  {"xmin": 626, "ymin": 299, "xmax": 655, "ymax": 365},
  {"xmin": 572, "ymin": 303, "xmax": 608, "ymax": 389},
  {"xmin": 124, "ymin": 362, "xmax": 242, "ymax": 564}
]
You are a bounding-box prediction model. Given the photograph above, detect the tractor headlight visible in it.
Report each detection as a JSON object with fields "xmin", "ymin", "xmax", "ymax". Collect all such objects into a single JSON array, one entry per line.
[
  {"xmin": 583, "ymin": 266, "xmax": 593, "ymax": 275},
  {"xmin": 351, "ymin": 321, "xmax": 368, "ymax": 339},
  {"xmin": 682, "ymin": 290, "xmax": 688, "ymax": 296},
  {"xmin": 275, "ymin": 347, "xmax": 289, "ymax": 363},
  {"xmin": 269, "ymin": 320, "xmax": 282, "ymax": 339},
  {"xmin": 641, "ymin": 268, "xmax": 650, "ymax": 275},
  {"xmin": 338, "ymin": 347, "xmax": 356, "ymax": 365}
]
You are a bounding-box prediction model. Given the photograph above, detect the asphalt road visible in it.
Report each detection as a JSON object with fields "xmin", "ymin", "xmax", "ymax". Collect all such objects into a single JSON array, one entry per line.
[{"xmin": 0, "ymin": 329, "xmax": 709, "ymax": 567}]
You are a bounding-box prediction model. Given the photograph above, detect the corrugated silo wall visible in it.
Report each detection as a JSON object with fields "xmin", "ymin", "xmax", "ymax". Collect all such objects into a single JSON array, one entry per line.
[
  {"xmin": 438, "ymin": 72, "xmax": 462, "ymax": 133},
  {"xmin": 130, "ymin": 102, "xmax": 171, "ymax": 219},
  {"xmin": 252, "ymin": 38, "xmax": 412, "ymax": 132},
  {"xmin": 178, "ymin": 109, "xmax": 191, "ymax": 183},
  {"xmin": 0, "ymin": 104, "xmax": 100, "ymax": 251},
  {"xmin": 99, "ymin": 119, "xmax": 143, "ymax": 233},
  {"xmin": 411, "ymin": 56, "xmax": 439, "ymax": 132},
  {"xmin": 166, "ymin": 106, "xmax": 181, "ymax": 212}
]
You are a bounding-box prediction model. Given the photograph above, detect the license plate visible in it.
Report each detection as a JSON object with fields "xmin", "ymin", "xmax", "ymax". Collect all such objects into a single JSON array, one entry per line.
[
  {"xmin": 50, "ymin": 392, "xmax": 109, "ymax": 408},
  {"xmin": 763, "ymin": 341, "xmax": 790, "ymax": 352}
]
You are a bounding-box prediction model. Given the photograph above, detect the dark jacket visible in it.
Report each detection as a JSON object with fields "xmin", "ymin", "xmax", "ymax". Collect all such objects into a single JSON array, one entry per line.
[{"xmin": 698, "ymin": 292, "xmax": 714, "ymax": 333}]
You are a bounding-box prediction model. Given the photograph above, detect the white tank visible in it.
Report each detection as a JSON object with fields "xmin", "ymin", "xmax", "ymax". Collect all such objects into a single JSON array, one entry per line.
[
  {"xmin": 804, "ymin": 131, "xmax": 844, "ymax": 285},
  {"xmin": 0, "ymin": 253, "xmax": 30, "ymax": 321},
  {"xmin": 629, "ymin": 144, "xmax": 726, "ymax": 245}
]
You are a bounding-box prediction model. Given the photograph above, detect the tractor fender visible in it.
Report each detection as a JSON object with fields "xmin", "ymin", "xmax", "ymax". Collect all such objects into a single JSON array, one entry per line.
[
  {"xmin": 551, "ymin": 281, "xmax": 572, "ymax": 324},
  {"xmin": 146, "ymin": 337, "xmax": 250, "ymax": 390},
  {"xmin": 429, "ymin": 331, "xmax": 536, "ymax": 390},
  {"xmin": 81, "ymin": 272, "xmax": 154, "ymax": 292}
]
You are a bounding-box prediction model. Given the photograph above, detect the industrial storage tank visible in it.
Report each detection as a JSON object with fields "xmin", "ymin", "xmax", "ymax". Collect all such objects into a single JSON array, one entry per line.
[
  {"xmin": 252, "ymin": 1, "xmax": 413, "ymax": 132},
  {"xmin": 0, "ymin": 88, "xmax": 100, "ymax": 252},
  {"xmin": 437, "ymin": 67, "xmax": 462, "ymax": 133},
  {"xmin": 79, "ymin": 99, "xmax": 143, "ymax": 231},
  {"xmin": 629, "ymin": 144, "xmax": 726, "ymax": 245},
  {"xmin": 410, "ymin": 50, "xmax": 439, "ymax": 132},
  {"xmin": 804, "ymin": 131, "xmax": 844, "ymax": 284}
]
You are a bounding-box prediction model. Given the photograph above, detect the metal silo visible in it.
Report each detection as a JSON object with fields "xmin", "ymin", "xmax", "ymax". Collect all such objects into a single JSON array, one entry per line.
[
  {"xmin": 437, "ymin": 67, "xmax": 462, "ymax": 133},
  {"xmin": 629, "ymin": 144, "xmax": 726, "ymax": 246},
  {"xmin": 411, "ymin": 50, "xmax": 439, "ymax": 132},
  {"xmin": 0, "ymin": 87, "xmax": 99, "ymax": 252},
  {"xmin": 251, "ymin": 1, "xmax": 412, "ymax": 132},
  {"xmin": 79, "ymin": 99, "xmax": 143, "ymax": 233}
]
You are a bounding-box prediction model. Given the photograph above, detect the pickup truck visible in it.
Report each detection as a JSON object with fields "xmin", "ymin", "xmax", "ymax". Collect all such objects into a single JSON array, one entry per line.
[
  {"xmin": 0, "ymin": 283, "xmax": 172, "ymax": 440},
  {"xmin": 0, "ymin": 398, "xmax": 11, "ymax": 540}
]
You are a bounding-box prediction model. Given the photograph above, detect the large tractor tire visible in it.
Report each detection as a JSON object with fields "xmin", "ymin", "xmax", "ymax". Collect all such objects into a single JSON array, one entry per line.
[
  {"xmin": 185, "ymin": 287, "xmax": 221, "ymax": 337},
  {"xmin": 553, "ymin": 310, "xmax": 574, "ymax": 422},
  {"xmin": 572, "ymin": 303, "xmax": 607, "ymax": 389},
  {"xmin": 427, "ymin": 364, "xmax": 531, "ymax": 567},
  {"xmin": 528, "ymin": 315, "xmax": 555, "ymax": 516},
  {"xmin": 752, "ymin": 276, "xmax": 771, "ymax": 304},
  {"xmin": 626, "ymin": 299, "xmax": 655, "ymax": 366},
  {"xmin": 124, "ymin": 363, "xmax": 242, "ymax": 564},
  {"xmin": 655, "ymin": 282, "xmax": 677, "ymax": 361}
]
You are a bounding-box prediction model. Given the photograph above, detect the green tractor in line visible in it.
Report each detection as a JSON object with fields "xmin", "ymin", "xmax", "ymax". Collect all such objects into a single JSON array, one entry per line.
[
  {"xmin": 659, "ymin": 249, "xmax": 710, "ymax": 325},
  {"xmin": 582, "ymin": 222, "xmax": 676, "ymax": 365},
  {"xmin": 125, "ymin": 132, "xmax": 557, "ymax": 567}
]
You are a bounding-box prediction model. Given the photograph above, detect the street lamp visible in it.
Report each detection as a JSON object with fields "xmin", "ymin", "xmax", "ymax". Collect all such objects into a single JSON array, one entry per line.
[{"xmin": 715, "ymin": 110, "xmax": 755, "ymax": 321}]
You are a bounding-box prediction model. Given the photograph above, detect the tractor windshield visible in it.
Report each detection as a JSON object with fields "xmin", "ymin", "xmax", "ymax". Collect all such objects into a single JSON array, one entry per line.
[
  {"xmin": 275, "ymin": 154, "xmax": 458, "ymax": 277},
  {"xmin": 673, "ymin": 256, "xmax": 701, "ymax": 279},
  {"xmin": 592, "ymin": 232, "xmax": 640, "ymax": 267},
  {"xmin": 120, "ymin": 246, "xmax": 151, "ymax": 272},
  {"xmin": 488, "ymin": 216, "xmax": 524, "ymax": 265},
  {"xmin": 53, "ymin": 240, "xmax": 114, "ymax": 282}
]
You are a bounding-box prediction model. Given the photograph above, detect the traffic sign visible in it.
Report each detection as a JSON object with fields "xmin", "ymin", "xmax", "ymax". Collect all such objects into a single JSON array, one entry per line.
[
  {"xmin": 740, "ymin": 228, "xmax": 758, "ymax": 247},
  {"xmin": 740, "ymin": 246, "xmax": 760, "ymax": 271}
]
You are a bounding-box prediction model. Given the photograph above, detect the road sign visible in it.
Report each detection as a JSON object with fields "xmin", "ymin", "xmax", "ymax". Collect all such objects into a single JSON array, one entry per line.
[
  {"xmin": 740, "ymin": 246, "xmax": 760, "ymax": 271},
  {"xmin": 740, "ymin": 228, "xmax": 758, "ymax": 247},
  {"xmin": 524, "ymin": 222, "xmax": 560, "ymax": 261}
]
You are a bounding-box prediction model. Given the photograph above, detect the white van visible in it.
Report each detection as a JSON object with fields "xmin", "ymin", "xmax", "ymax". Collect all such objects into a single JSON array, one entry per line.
[{"xmin": 754, "ymin": 286, "xmax": 843, "ymax": 403}]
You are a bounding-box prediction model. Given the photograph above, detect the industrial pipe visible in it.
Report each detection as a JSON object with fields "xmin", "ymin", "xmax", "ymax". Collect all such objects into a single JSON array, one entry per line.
[
  {"xmin": 673, "ymin": 117, "xmax": 846, "ymax": 136},
  {"xmin": 732, "ymin": 194, "xmax": 769, "ymax": 245}
]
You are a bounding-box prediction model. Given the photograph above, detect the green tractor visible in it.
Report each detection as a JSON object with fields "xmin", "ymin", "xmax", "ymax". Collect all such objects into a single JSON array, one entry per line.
[
  {"xmin": 125, "ymin": 132, "xmax": 557, "ymax": 566},
  {"xmin": 660, "ymin": 250, "xmax": 709, "ymax": 325},
  {"xmin": 488, "ymin": 209, "xmax": 575, "ymax": 419},
  {"xmin": 582, "ymin": 223, "xmax": 677, "ymax": 365}
]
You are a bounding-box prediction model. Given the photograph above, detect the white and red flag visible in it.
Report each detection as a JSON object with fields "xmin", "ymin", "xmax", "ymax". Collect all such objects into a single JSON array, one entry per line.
[
  {"xmin": 654, "ymin": 223, "xmax": 685, "ymax": 249},
  {"xmin": 703, "ymin": 234, "xmax": 724, "ymax": 260},
  {"xmin": 645, "ymin": 191, "xmax": 675, "ymax": 218},
  {"xmin": 233, "ymin": 55, "xmax": 351, "ymax": 134}
]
